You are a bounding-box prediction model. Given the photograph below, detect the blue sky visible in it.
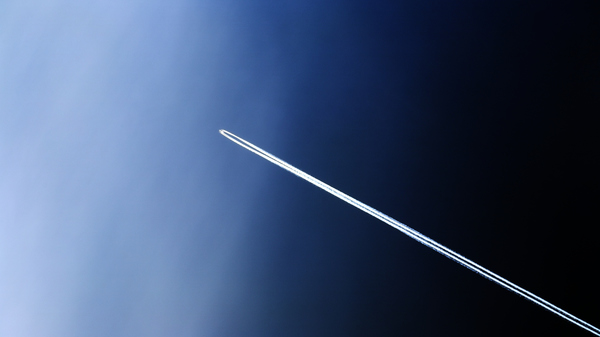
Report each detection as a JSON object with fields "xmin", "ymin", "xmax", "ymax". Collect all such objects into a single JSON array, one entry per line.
[{"xmin": 1, "ymin": 1, "xmax": 598, "ymax": 336}]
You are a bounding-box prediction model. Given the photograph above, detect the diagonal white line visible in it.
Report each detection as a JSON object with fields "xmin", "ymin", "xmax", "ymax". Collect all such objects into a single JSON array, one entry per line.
[{"xmin": 220, "ymin": 129, "xmax": 600, "ymax": 336}]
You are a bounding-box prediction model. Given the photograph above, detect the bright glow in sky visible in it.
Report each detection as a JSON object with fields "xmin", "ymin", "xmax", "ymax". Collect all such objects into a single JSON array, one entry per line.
[{"xmin": 0, "ymin": 1, "xmax": 282, "ymax": 336}]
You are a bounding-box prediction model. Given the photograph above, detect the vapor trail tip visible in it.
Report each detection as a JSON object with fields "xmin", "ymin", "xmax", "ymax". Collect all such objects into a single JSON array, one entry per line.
[{"xmin": 220, "ymin": 130, "xmax": 243, "ymax": 147}]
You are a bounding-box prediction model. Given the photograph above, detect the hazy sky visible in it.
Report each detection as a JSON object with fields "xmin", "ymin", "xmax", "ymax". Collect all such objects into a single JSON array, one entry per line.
[{"xmin": 0, "ymin": 1, "xmax": 284, "ymax": 336}]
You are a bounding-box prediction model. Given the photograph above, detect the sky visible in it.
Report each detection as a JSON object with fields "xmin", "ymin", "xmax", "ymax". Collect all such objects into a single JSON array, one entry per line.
[{"xmin": 0, "ymin": 1, "xmax": 598, "ymax": 336}]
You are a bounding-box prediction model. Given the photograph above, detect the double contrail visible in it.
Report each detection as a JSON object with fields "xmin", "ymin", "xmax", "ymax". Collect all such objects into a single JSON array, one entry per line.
[{"xmin": 220, "ymin": 129, "xmax": 599, "ymax": 336}]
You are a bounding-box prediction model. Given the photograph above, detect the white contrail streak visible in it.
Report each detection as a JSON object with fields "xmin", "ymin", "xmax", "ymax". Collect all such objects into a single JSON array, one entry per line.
[{"xmin": 220, "ymin": 129, "xmax": 600, "ymax": 336}]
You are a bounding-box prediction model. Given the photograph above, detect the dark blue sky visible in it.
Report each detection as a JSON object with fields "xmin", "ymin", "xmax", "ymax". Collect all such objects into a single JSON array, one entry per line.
[{"xmin": 1, "ymin": 1, "xmax": 598, "ymax": 336}]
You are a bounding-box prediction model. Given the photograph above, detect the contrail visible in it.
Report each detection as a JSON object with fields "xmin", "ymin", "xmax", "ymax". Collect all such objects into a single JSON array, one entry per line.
[{"xmin": 220, "ymin": 129, "xmax": 600, "ymax": 336}]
